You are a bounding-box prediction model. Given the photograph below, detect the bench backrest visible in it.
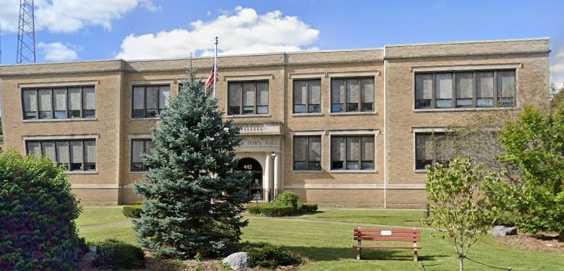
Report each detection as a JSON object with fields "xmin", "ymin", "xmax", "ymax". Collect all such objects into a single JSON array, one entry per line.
[{"xmin": 354, "ymin": 227, "xmax": 421, "ymax": 242}]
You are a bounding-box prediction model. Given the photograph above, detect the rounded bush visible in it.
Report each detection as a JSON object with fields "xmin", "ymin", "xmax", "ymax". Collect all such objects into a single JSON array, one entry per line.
[
  {"xmin": 0, "ymin": 151, "xmax": 83, "ymax": 270},
  {"xmin": 122, "ymin": 206, "xmax": 142, "ymax": 218},
  {"xmin": 92, "ymin": 239, "xmax": 145, "ymax": 269},
  {"xmin": 247, "ymin": 243, "xmax": 301, "ymax": 268},
  {"xmin": 275, "ymin": 191, "xmax": 300, "ymax": 209}
]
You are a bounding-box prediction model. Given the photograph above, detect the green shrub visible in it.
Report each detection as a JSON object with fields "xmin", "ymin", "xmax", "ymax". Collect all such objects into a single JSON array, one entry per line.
[
  {"xmin": 92, "ymin": 239, "xmax": 145, "ymax": 269},
  {"xmin": 247, "ymin": 243, "xmax": 301, "ymax": 268},
  {"xmin": 497, "ymin": 105, "xmax": 564, "ymax": 240},
  {"xmin": 493, "ymin": 211, "xmax": 517, "ymax": 226},
  {"xmin": 248, "ymin": 203, "xmax": 296, "ymax": 217},
  {"xmin": 299, "ymin": 203, "xmax": 318, "ymax": 214},
  {"xmin": 0, "ymin": 151, "xmax": 84, "ymax": 271},
  {"xmin": 122, "ymin": 206, "xmax": 142, "ymax": 218},
  {"xmin": 274, "ymin": 191, "xmax": 300, "ymax": 209},
  {"xmin": 248, "ymin": 192, "xmax": 317, "ymax": 217}
]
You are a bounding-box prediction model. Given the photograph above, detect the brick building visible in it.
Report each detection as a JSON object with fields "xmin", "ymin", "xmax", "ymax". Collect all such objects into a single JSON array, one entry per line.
[{"xmin": 0, "ymin": 38, "xmax": 551, "ymax": 207}]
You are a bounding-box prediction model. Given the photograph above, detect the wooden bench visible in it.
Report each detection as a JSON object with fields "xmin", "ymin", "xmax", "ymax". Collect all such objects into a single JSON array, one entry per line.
[{"xmin": 353, "ymin": 226, "xmax": 421, "ymax": 261}]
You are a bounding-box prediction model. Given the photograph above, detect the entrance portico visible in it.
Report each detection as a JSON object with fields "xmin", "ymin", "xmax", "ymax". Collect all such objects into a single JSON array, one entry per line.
[{"xmin": 235, "ymin": 123, "xmax": 283, "ymax": 202}]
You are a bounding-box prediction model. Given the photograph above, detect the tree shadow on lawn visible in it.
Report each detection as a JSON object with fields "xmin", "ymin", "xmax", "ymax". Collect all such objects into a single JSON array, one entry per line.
[{"xmin": 282, "ymin": 245, "xmax": 447, "ymax": 262}]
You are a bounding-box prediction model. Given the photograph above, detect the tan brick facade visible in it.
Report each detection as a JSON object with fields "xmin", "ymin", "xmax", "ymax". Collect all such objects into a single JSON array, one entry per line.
[{"xmin": 0, "ymin": 38, "xmax": 551, "ymax": 208}]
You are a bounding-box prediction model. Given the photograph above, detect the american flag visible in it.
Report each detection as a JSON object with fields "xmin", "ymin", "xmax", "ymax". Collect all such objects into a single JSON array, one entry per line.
[{"xmin": 205, "ymin": 65, "xmax": 217, "ymax": 89}]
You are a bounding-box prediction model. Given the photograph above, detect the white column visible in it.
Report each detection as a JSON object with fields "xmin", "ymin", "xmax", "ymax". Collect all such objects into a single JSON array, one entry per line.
[
  {"xmin": 264, "ymin": 152, "xmax": 271, "ymax": 202},
  {"xmin": 273, "ymin": 152, "xmax": 280, "ymax": 199}
]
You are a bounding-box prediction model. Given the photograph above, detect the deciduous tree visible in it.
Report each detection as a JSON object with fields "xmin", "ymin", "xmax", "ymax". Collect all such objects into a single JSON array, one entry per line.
[{"xmin": 426, "ymin": 158, "xmax": 501, "ymax": 271}]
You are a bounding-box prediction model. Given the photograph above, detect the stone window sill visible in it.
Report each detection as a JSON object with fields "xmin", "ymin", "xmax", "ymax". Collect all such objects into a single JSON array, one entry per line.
[
  {"xmin": 414, "ymin": 107, "xmax": 515, "ymax": 113},
  {"xmin": 22, "ymin": 118, "xmax": 97, "ymax": 123}
]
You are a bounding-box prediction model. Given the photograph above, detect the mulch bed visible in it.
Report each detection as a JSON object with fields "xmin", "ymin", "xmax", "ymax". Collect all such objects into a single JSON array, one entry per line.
[
  {"xmin": 496, "ymin": 233, "xmax": 563, "ymax": 252},
  {"xmin": 80, "ymin": 250, "xmax": 300, "ymax": 271}
]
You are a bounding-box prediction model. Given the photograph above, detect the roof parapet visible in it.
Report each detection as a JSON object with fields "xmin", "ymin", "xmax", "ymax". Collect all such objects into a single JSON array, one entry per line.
[{"xmin": 384, "ymin": 38, "xmax": 550, "ymax": 60}]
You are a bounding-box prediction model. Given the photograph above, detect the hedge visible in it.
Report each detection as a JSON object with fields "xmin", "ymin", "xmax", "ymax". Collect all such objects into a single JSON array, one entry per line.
[
  {"xmin": 248, "ymin": 204, "xmax": 296, "ymax": 217},
  {"xmin": 299, "ymin": 203, "xmax": 318, "ymax": 213},
  {"xmin": 247, "ymin": 192, "xmax": 318, "ymax": 217}
]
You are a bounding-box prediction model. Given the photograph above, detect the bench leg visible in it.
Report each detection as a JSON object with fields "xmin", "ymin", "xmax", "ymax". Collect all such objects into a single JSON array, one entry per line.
[
  {"xmin": 356, "ymin": 240, "xmax": 361, "ymax": 260},
  {"xmin": 413, "ymin": 241, "xmax": 418, "ymax": 262}
]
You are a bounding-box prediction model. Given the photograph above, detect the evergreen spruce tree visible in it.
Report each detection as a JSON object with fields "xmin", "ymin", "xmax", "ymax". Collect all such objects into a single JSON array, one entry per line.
[{"xmin": 134, "ymin": 79, "xmax": 251, "ymax": 259}]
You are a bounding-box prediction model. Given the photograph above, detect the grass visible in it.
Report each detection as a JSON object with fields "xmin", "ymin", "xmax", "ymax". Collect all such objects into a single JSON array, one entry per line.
[{"xmin": 77, "ymin": 207, "xmax": 564, "ymax": 271}]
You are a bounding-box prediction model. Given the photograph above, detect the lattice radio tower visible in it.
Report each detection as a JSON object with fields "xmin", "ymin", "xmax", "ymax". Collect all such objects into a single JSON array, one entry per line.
[{"xmin": 16, "ymin": 0, "xmax": 36, "ymax": 64}]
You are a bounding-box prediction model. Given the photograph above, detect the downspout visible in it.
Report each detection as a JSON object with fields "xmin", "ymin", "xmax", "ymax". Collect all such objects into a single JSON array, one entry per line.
[{"xmin": 383, "ymin": 50, "xmax": 388, "ymax": 209}]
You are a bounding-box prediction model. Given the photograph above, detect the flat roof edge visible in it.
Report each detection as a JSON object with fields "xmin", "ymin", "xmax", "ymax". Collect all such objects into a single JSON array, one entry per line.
[{"xmin": 384, "ymin": 37, "xmax": 550, "ymax": 48}]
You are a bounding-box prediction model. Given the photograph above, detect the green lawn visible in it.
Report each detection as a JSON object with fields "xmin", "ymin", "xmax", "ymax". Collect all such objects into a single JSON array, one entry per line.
[{"xmin": 77, "ymin": 207, "xmax": 564, "ymax": 271}]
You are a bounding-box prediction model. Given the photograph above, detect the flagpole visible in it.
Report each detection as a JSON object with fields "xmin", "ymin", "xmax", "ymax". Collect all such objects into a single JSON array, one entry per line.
[{"xmin": 213, "ymin": 36, "xmax": 218, "ymax": 97}]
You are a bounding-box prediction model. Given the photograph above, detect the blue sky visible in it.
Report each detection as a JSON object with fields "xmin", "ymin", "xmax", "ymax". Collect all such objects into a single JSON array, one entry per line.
[{"xmin": 0, "ymin": 0, "xmax": 563, "ymax": 86}]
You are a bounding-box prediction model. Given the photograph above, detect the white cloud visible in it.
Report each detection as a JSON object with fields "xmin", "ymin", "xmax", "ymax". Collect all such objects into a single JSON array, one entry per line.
[
  {"xmin": 115, "ymin": 6, "xmax": 320, "ymax": 60},
  {"xmin": 39, "ymin": 42, "xmax": 78, "ymax": 61},
  {"xmin": 0, "ymin": 0, "xmax": 155, "ymax": 33},
  {"xmin": 552, "ymin": 47, "xmax": 564, "ymax": 89}
]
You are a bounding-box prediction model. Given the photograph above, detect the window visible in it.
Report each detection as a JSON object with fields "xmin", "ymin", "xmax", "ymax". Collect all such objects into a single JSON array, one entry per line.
[
  {"xmin": 476, "ymin": 72, "xmax": 495, "ymax": 107},
  {"xmin": 415, "ymin": 132, "xmax": 455, "ymax": 170},
  {"xmin": 293, "ymin": 79, "xmax": 321, "ymax": 113},
  {"xmin": 68, "ymin": 88, "xmax": 82, "ymax": 118},
  {"xmin": 132, "ymin": 85, "xmax": 170, "ymax": 118},
  {"xmin": 331, "ymin": 78, "xmax": 374, "ymax": 113},
  {"xmin": 26, "ymin": 139, "xmax": 96, "ymax": 171},
  {"xmin": 331, "ymin": 135, "xmax": 374, "ymax": 170},
  {"xmin": 415, "ymin": 74, "xmax": 433, "ymax": 108},
  {"xmin": 435, "ymin": 74, "xmax": 453, "ymax": 108},
  {"xmin": 22, "ymin": 85, "xmax": 96, "ymax": 120},
  {"xmin": 498, "ymin": 71, "xmax": 516, "ymax": 107},
  {"xmin": 456, "ymin": 72, "xmax": 474, "ymax": 108},
  {"xmin": 131, "ymin": 139, "xmax": 152, "ymax": 171},
  {"xmin": 53, "ymin": 88, "xmax": 67, "ymax": 119},
  {"xmin": 293, "ymin": 135, "xmax": 321, "ymax": 170},
  {"xmin": 415, "ymin": 70, "xmax": 516, "ymax": 109},
  {"xmin": 228, "ymin": 81, "xmax": 269, "ymax": 115},
  {"xmin": 37, "ymin": 89, "xmax": 52, "ymax": 119},
  {"xmin": 83, "ymin": 87, "xmax": 96, "ymax": 118}
]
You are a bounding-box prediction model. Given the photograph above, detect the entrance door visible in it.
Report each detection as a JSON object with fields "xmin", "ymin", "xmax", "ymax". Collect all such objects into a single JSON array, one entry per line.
[{"xmin": 238, "ymin": 158, "xmax": 263, "ymax": 201}]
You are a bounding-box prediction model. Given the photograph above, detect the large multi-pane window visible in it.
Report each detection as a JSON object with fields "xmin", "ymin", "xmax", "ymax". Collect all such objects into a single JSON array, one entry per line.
[
  {"xmin": 293, "ymin": 79, "xmax": 321, "ymax": 113},
  {"xmin": 331, "ymin": 78, "xmax": 374, "ymax": 113},
  {"xmin": 415, "ymin": 70, "xmax": 516, "ymax": 109},
  {"xmin": 228, "ymin": 81, "xmax": 269, "ymax": 115},
  {"xmin": 293, "ymin": 135, "xmax": 321, "ymax": 170},
  {"xmin": 131, "ymin": 139, "xmax": 152, "ymax": 171},
  {"xmin": 22, "ymin": 86, "xmax": 95, "ymax": 120},
  {"xmin": 26, "ymin": 139, "xmax": 96, "ymax": 171},
  {"xmin": 331, "ymin": 135, "xmax": 374, "ymax": 170},
  {"xmin": 415, "ymin": 132, "xmax": 455, "ymax": 170},
  {"xmin": 132, "ymin": 85, "xmax": 170, "ymax": 118}
]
